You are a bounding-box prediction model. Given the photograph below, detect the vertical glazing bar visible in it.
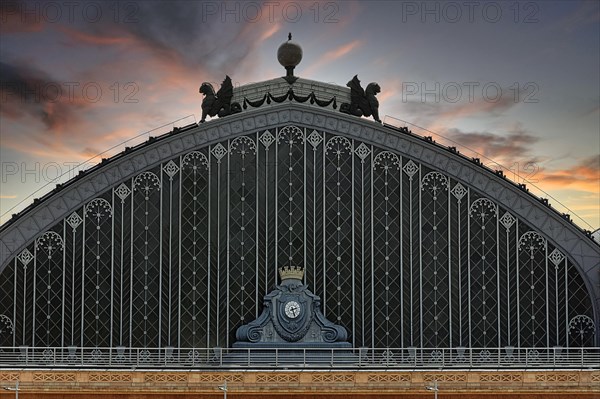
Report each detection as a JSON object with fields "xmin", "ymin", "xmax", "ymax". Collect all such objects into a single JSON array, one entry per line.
[
  {"xmin": 226, "ymin": 140, "xmax": 231, "ymax": 348},
  {"xmin": 167, "ymin": 170, "xmax": 173, "ymax": 346},
  {"xmin": 322, "ymin": 132, "xmax": 326, "ymax": 316},
  {"xmin": 313, "ymin": 138, "xmax": 317, "ymax": 295},
  {"xmin": 207, "ymin": 154, "xmax": 212, "ymax": 347},
  {"xmin": 81, "ymin": 207, "xmax": 86, "ymax": 348},
  {"xmin": 496, "ymin": 207, "xmax": 500, "ymax": 347},
  {"xmin": 73, "ymin": 223, "xmax": 77, "ymax": 345},
  {"xmin": 255, "ymin": 132, "xmax": 260, "ymax": 318},
  {"xmin": 545, "ymin": 241, "xmax": 549, "ymax": 347},
  {"xmin": 506, "ymin": 226, "xmax": 510, "ymax": 345},
  {"xmin": 399, "ymin": 155, "xmax": 403, "ymax": 347},
  {"xmin": 265, "ymin": 138, "xmax": 269, "ymax": 296},
  {"xmin": 370, "ymin": 148, "xmax": 374, "ymax": 349},
  {"xmin": 275, "ymin": 128, "xmax": 279, "ymax": 284},
  {"xmin": 351, "ymin": 139, "xmax": 355, "ymax": 346},
  {"xmin": 22, "ymin": 255, "xmax": 27, "ymax": 345},
  {"xmin": 419, "ymin": 167, "xmax": 423, "ymax": 348},
  {"xmin": 119, "ymin": 193, "xmax": 124, "ymax": 346},
  {"xmin": 110, "ymin": 190, "xmax": 115, "ymax": 349},
  {"xmin": 458, "ymin": 196, "xmax": 462, "ymax": 346},
  {"xmin": 361, "ymin": 155, "xmax": 365, "ymax": 347},
  {"xmin": 178, "ymin": 155, "xmax": 182, "ymax": 349},
  {"xmin": 13, "ymin": 258, "xmax": 17, "ymax": 347},
  {"xmin": 516, "ymin": 219, "xmax": 520, "ymax": 348},
  {"xmin": 409, "ymin": 173, "xmax": 413, "ymax": 345},
  {"xmin": 554, "ymin": 255, "xmax": 559, "ymax": 345},
  {"xmin": 32, "ymin": 243, "xmax": 37, "ymax": 347},
  {"xmin": 447, "ymin": 179, "xmax": 451, "ymax": 347},
  {"xmin": 467, "ymin": 190, "xmax": 471, "ymax": 348},
  {"xmin": 304, "ymin": 129, "xmax": 307, "ymax": 286},
  {"xmin": 62, "ymin": 220, "xmax": 66, "ymax": 348},
  {"xmin": 216, "ymin": 148, "xmax": 221, "ymax": 346},
  {"xmin": 564, "ymin": 258, "xmax": 568, "ymax": 347},
  {"xmin": 158, "ymin": 168, "xmax": 163, "ymax": 348},
  {"xmin": 130, "ymin": 179, "xmax": 134, "ymax": 348}
]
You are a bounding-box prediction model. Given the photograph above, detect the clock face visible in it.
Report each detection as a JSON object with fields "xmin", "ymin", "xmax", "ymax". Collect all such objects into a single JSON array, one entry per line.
[{"xmin": 284, "ymin": 301, "xmax": 301, "ymax": 319}]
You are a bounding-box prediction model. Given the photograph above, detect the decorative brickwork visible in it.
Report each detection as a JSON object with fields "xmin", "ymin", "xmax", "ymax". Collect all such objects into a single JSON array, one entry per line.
[
  {"xmin": 367, "ymin": 374, "xmax": 411, "ymax": 382},
  {"xmin": 535, "ymin": 373, "xmax": 579, "ymax": 382},
  {"xmin": 144, "ymin": 373, "xmax": 187, "ymax": 383},
  {"xmin": 196, "ymin": 374, "xmax": 244, "ymax": 383},
  {"xmin": 33, "ymin": 373, "xmax": 77, "ymax": 382},
  {"xmin": 312, "ymin": 374, "xmax": 354, "ymax": 383},
  {"xmin": 256, "ymin": 374, "xmax": 300, "ymax": 383},
  {"xmin": 89, "ymin": 373, "xmax": 132, "ymax": 382},
  {"xmin": 1, "ymin": 369, "xmax": 597, "ymax": 396},
  {"xmin": 480, "ymin": 373, "xmax": 522, "ymax": 382},
  {"xmin": 424, "ymin": 373, "xmax": 467, "ymax": 382},
  {"xmin": 0, "ymin": 373, "xmax": 19, "ymax": 381}
]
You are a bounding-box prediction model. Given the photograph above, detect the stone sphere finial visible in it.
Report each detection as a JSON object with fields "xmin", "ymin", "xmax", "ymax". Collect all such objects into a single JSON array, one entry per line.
[{"xmin": 277, "ymin": 33, "xmax": 302, "ymax": 83}]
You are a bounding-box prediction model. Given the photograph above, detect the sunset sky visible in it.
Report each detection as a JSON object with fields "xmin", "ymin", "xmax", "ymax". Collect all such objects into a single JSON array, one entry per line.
[{"xmin": 1, "ymin": 0, "xmax": 599, "ymax": 230}]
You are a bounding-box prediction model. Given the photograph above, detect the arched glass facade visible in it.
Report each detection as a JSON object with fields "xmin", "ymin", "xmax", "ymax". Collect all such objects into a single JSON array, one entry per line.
[{"xmin": 0, "ymin": 124, "xmax": 596, "ymax": 353}]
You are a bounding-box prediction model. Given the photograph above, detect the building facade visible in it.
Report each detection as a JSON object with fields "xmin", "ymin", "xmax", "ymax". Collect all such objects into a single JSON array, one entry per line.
[{"xmin": 0, "ymin": 53, "xmax": 598, "ymax": 397}]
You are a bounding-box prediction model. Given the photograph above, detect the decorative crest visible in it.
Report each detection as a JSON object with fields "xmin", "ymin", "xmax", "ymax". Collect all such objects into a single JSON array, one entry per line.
[{"xmin": 278, "ymin": 266, "xmax": 304, "ymax": 281}]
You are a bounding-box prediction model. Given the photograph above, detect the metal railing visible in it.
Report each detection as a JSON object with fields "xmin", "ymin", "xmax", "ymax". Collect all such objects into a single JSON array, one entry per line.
[{"xmin": 1, "ymin": 346, "xmax": 598, "ymax": 369}]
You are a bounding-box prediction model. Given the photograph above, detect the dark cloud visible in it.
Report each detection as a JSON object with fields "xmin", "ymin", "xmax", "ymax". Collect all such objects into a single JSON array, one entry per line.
[
  {"xmin": 560, "ymin": 1, "xmax": 600, "ymax": 32},
  {"xmin": 2, "ymin": 1, "xmax": 277, "ymax": 76},
  {"xmin": 444, "ymin": 126, "xmax": 540, "ymax": 160},
  {"xmin": 62, "ymin": 1, "xmax": 275, "ymax": 76},
  {"xmin": 0, "ymin": 61, "xmax": 87, "ymax": 131},
  {"xmin": 395, "ymin": 82, "xmax": 540, "ymax": 127},
  {"xmin": 0, "ymin": 0, "xmax": 44, "ymax": 33}
]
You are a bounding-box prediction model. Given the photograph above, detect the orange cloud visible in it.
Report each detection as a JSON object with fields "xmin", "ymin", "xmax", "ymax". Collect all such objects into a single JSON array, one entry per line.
[
  {"xmin": 535, "ymin": 155, "xmax": 600, "ymax": 193},
  {"xmin": 304, "ymin": 40, "xmax": 364, "ymax": 76},
  {"xmin": 259, "ymin": 22, "xmax": 281, "ymax": 43},
  {"xmin": 57, "ymin": 26, "xmax": 133, "ymax": 46}
]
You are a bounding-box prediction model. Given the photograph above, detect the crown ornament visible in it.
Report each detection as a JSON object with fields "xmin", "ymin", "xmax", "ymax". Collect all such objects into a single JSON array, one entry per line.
[{"xmin": 278, "ymin": 266, "xmax": 304, "ymax": 281}]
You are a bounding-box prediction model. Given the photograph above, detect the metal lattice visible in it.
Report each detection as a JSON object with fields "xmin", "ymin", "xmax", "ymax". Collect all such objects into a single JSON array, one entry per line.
[{"xmin": 0, "ymin": 125, "xmax": 596, "ymax": 351}]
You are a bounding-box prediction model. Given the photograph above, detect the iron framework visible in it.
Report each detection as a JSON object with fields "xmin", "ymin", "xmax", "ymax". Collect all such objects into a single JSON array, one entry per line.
[{"xmin": 0, "ymin": 125, "xmax": 596, "ymax": 353}]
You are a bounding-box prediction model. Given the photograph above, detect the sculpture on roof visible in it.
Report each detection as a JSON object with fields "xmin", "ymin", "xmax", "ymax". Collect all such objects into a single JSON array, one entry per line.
[
  {"xmin": 340, "ymin": 75, "xmax": 381, "ymax": 123},
  {"xmin": 199, "ymin": 75, "xmax": 241, "ymax": 123}
]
